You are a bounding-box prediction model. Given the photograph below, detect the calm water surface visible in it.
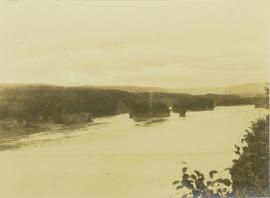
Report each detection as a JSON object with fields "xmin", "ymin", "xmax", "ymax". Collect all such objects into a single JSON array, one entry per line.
[{"xmin": 0, "ymin": 105, "xmax": 267, "ymax": 198}]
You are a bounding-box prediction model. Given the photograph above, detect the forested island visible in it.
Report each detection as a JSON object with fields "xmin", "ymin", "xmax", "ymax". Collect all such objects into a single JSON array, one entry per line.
[
  {"xmin": 129, "ymin": 102, "xmax": 170, "ymax": 118},
  {"xmin": 0, "ymin": 84, "xmax": 268, "ymax": 133},
  {"xmin": 173, "ymin": 97, "xmax": 214, "ymax": 116}
]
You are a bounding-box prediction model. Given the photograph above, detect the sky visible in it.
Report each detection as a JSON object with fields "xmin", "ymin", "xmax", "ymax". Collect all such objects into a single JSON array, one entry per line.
[{"xmin": 0, "ymin": 0, "xmax": 269, "ymax": 88}]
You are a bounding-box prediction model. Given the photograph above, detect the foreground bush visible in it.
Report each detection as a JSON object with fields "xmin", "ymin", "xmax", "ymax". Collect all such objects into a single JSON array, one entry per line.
[
  {"xmin": 230, "ymin": 115, "xmax": 269, "ymax": 197},
  {"xmin": 173, "ymin": 115, "xmax": 269, "ymax": 198}
]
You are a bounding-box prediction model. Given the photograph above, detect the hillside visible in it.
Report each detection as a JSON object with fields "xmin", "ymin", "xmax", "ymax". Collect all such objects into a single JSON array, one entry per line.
[
  {"xmin": 223, "ymin": 83, "xmax": 268, "ymax": 97},
  {"xmin": 92, "ymin": 82, "xmax": 268, "ymax": 96}
]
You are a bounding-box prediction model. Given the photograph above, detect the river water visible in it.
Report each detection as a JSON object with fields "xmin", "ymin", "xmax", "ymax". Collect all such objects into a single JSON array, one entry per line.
[{"xmin": 0, "ymin": 105, "xmax": 267, "ymax": 198}]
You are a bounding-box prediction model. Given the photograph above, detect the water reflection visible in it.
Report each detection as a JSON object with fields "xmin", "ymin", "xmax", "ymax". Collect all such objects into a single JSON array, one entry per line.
[{"xmin": 132, "ymin": 118, "xmax": 169, "ymax": 127}]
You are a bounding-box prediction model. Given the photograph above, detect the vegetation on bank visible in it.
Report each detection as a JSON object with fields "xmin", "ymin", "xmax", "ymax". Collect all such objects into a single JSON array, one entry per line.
[
  {"xmin": 0, "ymin": 85, "xmax": 132, "ymax": 128},
  {"xmin": 0, "ymin": 85, "xmax": 268, "ymax": 130},
  {"xmin": 230, "ymin": 115, "xmax": 269, "ymax": 197},
  {"xmin": 215, "ymin": 97, "xmax": 269, "ymax": 108},
  {"xmin": 172, "ymin": 98, "xmax": 215, "ymax": 115},
  {"xmin": 173, "ymin": 115, "xmax": 269, "ymax": 198}
]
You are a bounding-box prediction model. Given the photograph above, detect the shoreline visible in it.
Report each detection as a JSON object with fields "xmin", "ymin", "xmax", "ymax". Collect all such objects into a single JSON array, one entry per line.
[
  {"xmin": 0, "ymin": 105, "xmax": 267, "ymax": 151},
  {"xmin": 0, "ymin": 121, "xmax": 95, "ymax": 151}
]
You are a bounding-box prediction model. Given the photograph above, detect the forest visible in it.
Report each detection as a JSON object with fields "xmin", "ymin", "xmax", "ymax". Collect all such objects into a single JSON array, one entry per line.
[{"xmin": 0, "ymin": 85, "xmax": 268, "ymax": 129}]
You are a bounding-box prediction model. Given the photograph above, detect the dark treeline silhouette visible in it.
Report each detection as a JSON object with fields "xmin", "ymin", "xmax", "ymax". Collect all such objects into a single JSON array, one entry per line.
[
  {"xmin": 134, "ymin": 93, "xmax": 268, "ymax": 109},
  {"xmin": 0, "ymin": 85, "xmax": 268, "ymax": 128},
  {"xmin": 129, "ymin": 102, "xmax": 170, "ymax": 118},
  {"xmin": 173, "ymin": 97, "xmax": 215, "ymax": 114},
  {"xmin": 215, "ymin": 97, "xmax": 268, "ymax": 107},
  {"xmin": 0, "ymin": 85, "xmax": 132, "ymax": 126}
]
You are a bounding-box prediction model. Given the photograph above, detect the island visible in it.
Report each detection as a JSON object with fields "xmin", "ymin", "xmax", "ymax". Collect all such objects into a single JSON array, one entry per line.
[
  {"xmin": 129, "ymin": 102, "xmax": 170, "ymax": 118},
  {"xmin": 173, "ymin": 97, "xmax": 215, "ymax": 117}
]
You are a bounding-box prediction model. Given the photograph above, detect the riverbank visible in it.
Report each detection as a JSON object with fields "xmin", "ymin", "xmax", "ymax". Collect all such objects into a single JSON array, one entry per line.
[
  {"xmin": 0, "ymin": 120, "xmax": 95, "ymax": 151},
  {"xmin": 0, "ymin": 105, "xmax": 267, "ymax": 150}
]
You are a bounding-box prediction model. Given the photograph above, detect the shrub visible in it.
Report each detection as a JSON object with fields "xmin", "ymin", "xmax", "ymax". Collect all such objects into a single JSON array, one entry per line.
[{"xmin": 173, "ymin": 115, "xmax": 269, "ymax": 198}]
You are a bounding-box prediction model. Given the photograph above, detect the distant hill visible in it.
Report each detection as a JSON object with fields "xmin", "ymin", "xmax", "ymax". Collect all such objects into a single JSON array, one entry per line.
[
  {"xmin": 0, "ymin": 82, "xmax": 267, "ymax": 97},
  {"xmin": 223, "ymin": 83, "xmax": 268, "ymax": 97},
  {"xmin": 87, "ymin": 82, "xmax": 268, "ymax": 97},
  {"xmin": 86, "ymin": 85, "xmax": 168, "ymax": 93}
]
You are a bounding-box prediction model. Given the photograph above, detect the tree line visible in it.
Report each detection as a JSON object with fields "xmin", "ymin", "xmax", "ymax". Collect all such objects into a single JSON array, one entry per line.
[{"xmin": 0, "ymin": 85, "xmax": 268, "ymax": 125}]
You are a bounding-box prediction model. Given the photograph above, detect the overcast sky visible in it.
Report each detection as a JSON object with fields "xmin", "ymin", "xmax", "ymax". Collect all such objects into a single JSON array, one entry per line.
[{"xmin": 0, "ymin": 0, "xmax": 268, "ymax": 88}]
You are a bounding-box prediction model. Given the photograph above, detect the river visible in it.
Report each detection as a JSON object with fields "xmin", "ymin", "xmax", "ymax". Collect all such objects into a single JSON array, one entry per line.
[{"xmin": 0, "ymin": 105, "xmax": 267, "ymax": 198}]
